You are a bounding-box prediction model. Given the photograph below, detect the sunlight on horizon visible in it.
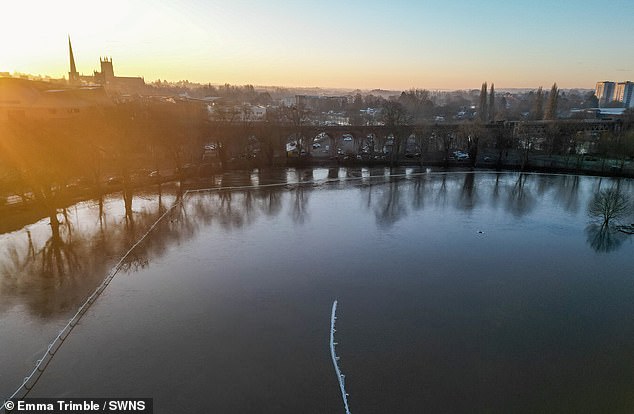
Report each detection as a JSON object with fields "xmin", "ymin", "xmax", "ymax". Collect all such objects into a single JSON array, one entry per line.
[{"xmin": 3, "ymin": 0, "xmax": 633, "ymax": 90}]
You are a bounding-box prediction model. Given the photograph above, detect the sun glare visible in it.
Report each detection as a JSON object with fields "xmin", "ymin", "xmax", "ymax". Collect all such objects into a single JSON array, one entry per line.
[{"xmin": 2, "ymin": 0, "xmax": 142, "ymax": 76}]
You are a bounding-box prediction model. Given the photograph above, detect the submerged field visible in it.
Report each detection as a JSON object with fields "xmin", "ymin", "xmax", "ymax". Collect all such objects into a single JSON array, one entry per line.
[{"xmin": 1, "ymin": 169, "xmax": 633, "ymax": 413}]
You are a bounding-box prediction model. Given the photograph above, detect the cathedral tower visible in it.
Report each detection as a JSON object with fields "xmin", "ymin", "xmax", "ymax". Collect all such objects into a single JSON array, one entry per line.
[{"xmin": 68, "ymin": 36, "xmax": 79, "ymax": 84}]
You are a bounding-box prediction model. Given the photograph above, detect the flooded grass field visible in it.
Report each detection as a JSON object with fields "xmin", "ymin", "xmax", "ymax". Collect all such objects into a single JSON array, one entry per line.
[{"xmin": 1, "ymin": 169, "xmax": 634, "ymax": 413}]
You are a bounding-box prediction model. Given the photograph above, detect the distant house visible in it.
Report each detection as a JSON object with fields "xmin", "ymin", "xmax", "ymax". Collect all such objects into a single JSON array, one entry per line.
[
  {"xmin": 207, "ymin": 102, "xmax": 267, "ymax": 122},
  {"xmin": 250, "ymin": 105, "xmax": 267, "ymax": 120},
  {"xmin": 280, "ymin": 97, "xmax": 295, "ymax": 107}
]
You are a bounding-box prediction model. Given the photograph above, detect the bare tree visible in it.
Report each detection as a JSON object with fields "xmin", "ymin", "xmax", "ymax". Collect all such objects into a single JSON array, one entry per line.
[
  {"xmin": 459, "ymin": 122, "xmax": 486, "ymax": 167},
  {"xmin": 282, "ymin": 104, "xmax": 310, "ymax": 155},
  {"xmin": 479, "ymin": 82, "xmax": 488, "ymax": 123},
  {"xmin": 530, "ymin": 87, "xmax": 544, "ymax": 120},
  {"xmin": 488, "ymin": 83, "xmax": 496, "ymax": 122},
  {"xmin": 381, "ymin": 100, "xmax": 409, "ymax": 165},
  {"xmin": 544, "ymin": 83, "xmax": 559, "ymax": 120},
  {"xmin": 397, "ymin": 89, "xmax": 433, "ymax": 123},
  {"xmin": 588, "ymin": 188, "xmax": 630, "ymax": 227}
]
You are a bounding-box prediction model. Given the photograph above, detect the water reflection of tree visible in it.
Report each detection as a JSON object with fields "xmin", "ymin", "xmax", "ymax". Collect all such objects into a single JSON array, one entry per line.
[
  {"xmin": 491, "ymin": 173, "xmax": 502, "ymax": 208},
  {"xmin": 375, "ymin": 178, "xmax": 407, "ymax": 227},
  {"xmin": 133, "ymin": 196, "xmax": 200, "ymax": 263},
  {"xmin": 411, "ymin": 176, "xmax": 427, "ymax": 211},
  {"xmin": 41, "ymin": 211, "xmax": 79, "ymax": 277},
  {"xmin": 1, "ymin": 216, "xmax": 83, "ymax": 315},
  {"xmin": 3, "ymin": 171, "xmax": 630, "ymax": 317},
  {"xmin": 183, "ymin": 185, "xmax": 288, "ymax": 232},
  {"xmin": 435, "ymin": 174, "xmax": 450, "ymax": 208},
  {"xmin": 1, "ymin": 210, "xmax": 80, "ymax": 287},
  {"xmin": 243, "ymin": 190, "xmax": 256, "ymax": 224},
  {"xmin": 215, "ymin": 189, "xmax": 248, "ymax": 230},
  {"xmin": 585, "ymin": 224, "xmax": 627, "ymax": 253},
  {"xmin": 257, "ymin": 188, "xmax": 282, "ymax": 217},
  {"xmin": 457, "ymin": 173, "xmax": 477, "ymax": 211},
  {"xmin": 291, "ymin": 185, "xmax": 310, "ymax": 224},
  {"xmin": 553, "ymin": 175, "xmax": 580, "ymax": 213},
  {"xmin": 505, "ymin": 173, "xmax": 536, "ymax": 217},
  {"xmin": 0, "ymin": 190, "xmax": 184, "ymax": 317}
]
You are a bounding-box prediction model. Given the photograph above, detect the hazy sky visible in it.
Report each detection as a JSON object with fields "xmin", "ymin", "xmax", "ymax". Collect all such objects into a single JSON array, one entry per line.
[{"xmin": 3, "ymin": 0, "xmax": 633, "ymax": 90}]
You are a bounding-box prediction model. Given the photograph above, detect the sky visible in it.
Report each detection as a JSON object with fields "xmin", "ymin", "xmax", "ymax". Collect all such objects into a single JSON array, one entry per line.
[{"xmin": 2, "ymin": 0, "xmax": 633, "ymax": 90}]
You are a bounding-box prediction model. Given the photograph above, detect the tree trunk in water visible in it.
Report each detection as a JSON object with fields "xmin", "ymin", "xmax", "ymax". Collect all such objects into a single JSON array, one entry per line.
[{"xmin": 123, "ymin": 188, "xmax": 133, "ymax": 220}]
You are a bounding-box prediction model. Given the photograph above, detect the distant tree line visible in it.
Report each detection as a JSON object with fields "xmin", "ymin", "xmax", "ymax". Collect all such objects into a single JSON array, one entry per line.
[{"xmin": 147, "ymin": 81, "xmax": 603, "ymax": 124}]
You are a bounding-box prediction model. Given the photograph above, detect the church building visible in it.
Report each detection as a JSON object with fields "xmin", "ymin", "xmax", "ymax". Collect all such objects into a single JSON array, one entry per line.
[{"xmin": 68, "ymin": 37, "xmax": 146, "ymax": 94}]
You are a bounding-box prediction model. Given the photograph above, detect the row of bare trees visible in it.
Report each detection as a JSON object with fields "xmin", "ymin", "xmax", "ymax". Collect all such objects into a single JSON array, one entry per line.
[
  {"xmin": 0, "ymin": 100, "xmax": 209, "ymax": 216},
  {"xmin": 2, "ymin": 98, "xmax": 633, "ymax": 218}
]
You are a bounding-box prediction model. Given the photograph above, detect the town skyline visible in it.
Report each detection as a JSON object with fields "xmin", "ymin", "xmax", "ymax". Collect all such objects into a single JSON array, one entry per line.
[{"xmin": 3, "ymin": 0, "xmax": 633, "ymax": 90}]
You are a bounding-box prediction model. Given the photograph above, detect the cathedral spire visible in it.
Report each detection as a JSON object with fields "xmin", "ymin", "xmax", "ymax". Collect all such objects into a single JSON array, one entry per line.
[{"xmin": 68, "ymin": 36, "xmax": 79, "ymax": 84}]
